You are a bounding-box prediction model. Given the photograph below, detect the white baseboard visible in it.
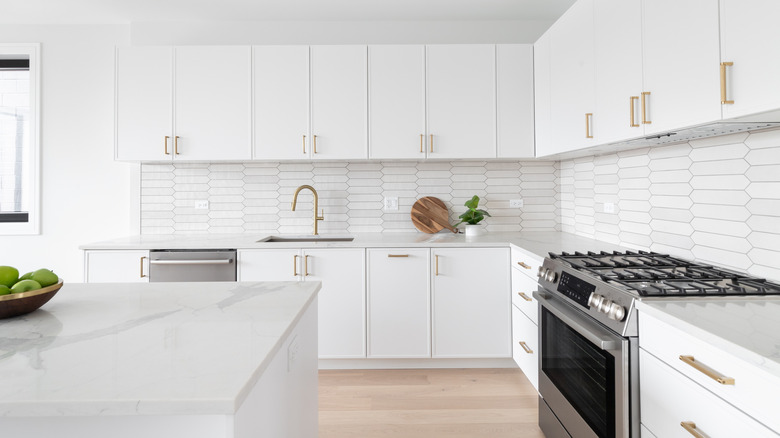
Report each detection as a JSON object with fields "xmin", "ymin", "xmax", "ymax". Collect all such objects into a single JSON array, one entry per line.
[{"xmin": 318, "ymin": 357, "xmax": 517, "ymax": 370}]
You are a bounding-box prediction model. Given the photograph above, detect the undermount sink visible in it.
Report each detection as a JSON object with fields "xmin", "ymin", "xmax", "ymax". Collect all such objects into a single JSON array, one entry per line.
[{"xmin": 257, "ymin": 235, "xmax": 355, "ymax": 243}]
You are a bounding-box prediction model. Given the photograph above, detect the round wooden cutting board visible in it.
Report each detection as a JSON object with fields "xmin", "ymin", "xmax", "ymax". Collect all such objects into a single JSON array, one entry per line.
[{"xmin": 410, "ymin": 196, "xmax": 458, "ymax": 234}]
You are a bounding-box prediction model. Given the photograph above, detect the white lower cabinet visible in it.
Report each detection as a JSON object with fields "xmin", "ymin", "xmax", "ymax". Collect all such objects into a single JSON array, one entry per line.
[
  {"xmin": 84, "ymin": 250, "xmax": 149, "ymax": 283},
  {"xmin": 239, "ymin": 248, "xmax": 366, "ymax": 358},
  {"xmin": 431, "ymin": 248, "xmax": 511, "ymax": 358},
  {"xmin": 512, "ymin": 305, "xmax": 538, "ymax": 390},
  {"xmin": 367, "ymin": 248, "xmax": 430, "ymax": 358}
]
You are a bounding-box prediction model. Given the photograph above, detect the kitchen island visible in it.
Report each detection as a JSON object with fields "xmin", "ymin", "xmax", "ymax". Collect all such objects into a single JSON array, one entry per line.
[{"xmin": 0, "ymin": 281, "xmax": 320, "ymax": 438}]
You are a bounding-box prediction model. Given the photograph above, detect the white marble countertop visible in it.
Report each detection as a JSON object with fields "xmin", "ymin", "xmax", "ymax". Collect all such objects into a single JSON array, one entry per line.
[
  {"xmin": 637, "ymin": 298, "xmax": 780, "ymax": 378},
  {"xmin": 0, "ymin": 281, "xmax": 320, "ymax": 417},
  {"xmin": 80, "ymin": 231, "xmax": 629, "ymax": 260}
]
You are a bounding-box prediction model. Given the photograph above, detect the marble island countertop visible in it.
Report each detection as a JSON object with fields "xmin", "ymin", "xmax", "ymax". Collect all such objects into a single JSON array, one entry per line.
[
  {"xmin": 80, "ymin": 231, "xmax": 629, "ymax": 260},
  {"xmin": 0, "ymin": 281, "xmax": 320, "ymax": 417}
]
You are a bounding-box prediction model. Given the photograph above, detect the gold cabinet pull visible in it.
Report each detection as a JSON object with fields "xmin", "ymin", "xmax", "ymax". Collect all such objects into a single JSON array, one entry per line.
[
  {"xmin": 313, "ymin": 135, "xmax": 318, "ymax": 154},
  {"xmin": 140, "ymin": 256, "xmax": 147, "ymax": 278},
  {"xmin": 174, "ymin": 136, "xmax": 180, "ymax": 155},
  {"xmin": 517, "ymin": 292, "xmax": 532, "ymax": 302},
  {"xmin": 420, "ymin": 134, "xmax": 424, "ymax": 153},
  {"xmin": 293, "ymin": 255, "xmax": 299, "ymax": 277},
  {"xmin": 679, "ymin": 355, "xmax": 735, "ymax": 385},
  {"xmin": 585, "ymin": 113, "xmax": 593, "ymax": 138},
  {"xmin": 641, "ymin": 92, "xmax": 651, "ymax": 124},
  {"xmin": 164, "ymin": 136, "xmax": 170, "ymax": 155},
  {"xmin": 388, "ymin": 254, "xmax": 409, "ymax": 258},
  {"xmin": 629, "ymin": 96, "xmax": 639, "ymax": 127},
  {"xmin": 517, "ymin": 261, "xmax": 531, "ymax": 269},
  {"xmin": 720, "ymin": 62, "xmax": 734, "ymax": 104},
  {"xmin": 435, "ymin": 254, "xmax": 439, "ymax": 276},
  {"xmin": 429, "ymin": 134, "xmax": 433, "ymax": 153},
  {"xmin": 302, "ymin": 134, "xmax": 307, "ymax": 154},
  {"xmin": 680, "ymin": 421, "xmax": 706, "ymax": 438},
  {"xmin": 518, "ymin": 341, "xmax": 533, "ymax": 354},
  {"xmin": 304, "ymin": 254, "xmax": 310, "ymax": 276}
]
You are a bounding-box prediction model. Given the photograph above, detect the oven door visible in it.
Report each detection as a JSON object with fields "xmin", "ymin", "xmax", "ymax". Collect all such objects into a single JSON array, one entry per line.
[{"xmin": 534, "ymin": 291, "xmax": 635, "ymax": 438}]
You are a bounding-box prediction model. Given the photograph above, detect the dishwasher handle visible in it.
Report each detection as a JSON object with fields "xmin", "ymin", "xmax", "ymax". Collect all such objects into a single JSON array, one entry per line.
[{"xmin": 149, "ymin": 259, "xmax": 234, "ymax": 265}]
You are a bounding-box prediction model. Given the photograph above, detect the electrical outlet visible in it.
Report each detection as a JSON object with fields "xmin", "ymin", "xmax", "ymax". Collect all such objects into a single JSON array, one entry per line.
[
  {"xmin": 383, "ymin": 196, "xmax": 399, "ymax": 211},
  {"xmin": 195, "ymin": 200, "xmax": 209, "ymax": 210},
  {"xmin": 509, "ymin": 199, "xmax": 524, "ymax": 208},
  {"xmin": 603, "ymin": 202, "xmax": 615, "ymax": 214}
]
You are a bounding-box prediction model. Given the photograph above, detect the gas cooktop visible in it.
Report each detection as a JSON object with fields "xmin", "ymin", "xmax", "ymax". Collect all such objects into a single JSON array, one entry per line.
[{"xmin": 549, "ymin": 250, "xmax": 780, "ymax": 298}]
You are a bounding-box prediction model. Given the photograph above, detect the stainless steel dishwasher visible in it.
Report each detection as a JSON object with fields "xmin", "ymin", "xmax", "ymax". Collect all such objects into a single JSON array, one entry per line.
[{"xmin": 148, "ymin": 249, "xmax": 237, "ymax": 282}]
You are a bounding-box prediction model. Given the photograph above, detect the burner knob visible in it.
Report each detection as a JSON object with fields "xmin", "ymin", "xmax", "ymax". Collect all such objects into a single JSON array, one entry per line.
[
  {"xmin": 537, "ymin": 266, "xmax": 545, "ymax": 278},
  {"xmin": 598, "ymin": 299, "xmax": 613, "ymax": 313},
  {"xmin": 607, "ymin": 303, "xmax": 626, "ymax": 321},
  {"xmin": 587, "ymin": 293, "xmax": 604, "ymax": 309},
  {"xmin": 544, "ymin": 269, "xmax": 558, "ymax": 283}
]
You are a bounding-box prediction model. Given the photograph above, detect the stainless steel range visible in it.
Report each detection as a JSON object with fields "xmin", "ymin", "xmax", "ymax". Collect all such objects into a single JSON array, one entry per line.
[{"xmin": 534, "ymin": 250, "xmax": 780, "ymax": 438}]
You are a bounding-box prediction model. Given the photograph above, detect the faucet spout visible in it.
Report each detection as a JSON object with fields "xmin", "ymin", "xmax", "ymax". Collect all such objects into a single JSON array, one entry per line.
[{"xmin": 292, "ymin": 185, "xmax": 324, "ymax": 236}]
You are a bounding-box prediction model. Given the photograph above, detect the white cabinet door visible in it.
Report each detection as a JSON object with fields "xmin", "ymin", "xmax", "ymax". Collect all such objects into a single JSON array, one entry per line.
[
  {"xmin": 84, "ymin": 250, "xmax": 149, "ymax": 283},
  {"xmin": 310, "ymin": 46, "xmax": 368, "ymax": 160},
  {"xmin": 115, "ymin": 46, "xmax": 173, "ymax": 161},
  {"xmin": 641, "ymin": 0, "xmax": 721, "ymax": 134},
  {"xmin": 253, "ymin": 46, "xmax": 310, "ymax": 160},
  {"xmin": 548, "ymin": 0, "xmax": 596, "ymax": 155},
  {"xmin": 368, "ymin": 45, "xmax": 426, "ymax": 159},
  {"xmin": 174, "ymin": 46, "xmax": 252, "ymax": 161},
  {"xmin": 426, "ymin": 45, "xmax": 496, "ymax": 159},
  {"xmin": 367, "ymin": 248, "xmax": 430, "ymax": 358},
  {"xmin": 720, "ymin": 0, "xmax": 780, "ymax": 119},
  {"xmin": 594, "ymin": 0, "xmax": 645, "ymax": 144},
  {"xmin": 431, "ymin": 248, "xmax": 510, "ymax": 358},
  {"xmin": 533, "ymin": 32, "xmax": 553, "ymax": 158},
  {"xmin": 496, "ymin": 44, "xmax": 535, "ymax": 159},
  {"xmin": 512, "ymin": 305, "xmax": 539, "ymax": 391},
  {"xmin": 304, "ymin": 248, "xmax": 366, "ymax": 358},
  {"xmin": 238, "ymin": 249, "xmax": 302, "ymax": 281}
]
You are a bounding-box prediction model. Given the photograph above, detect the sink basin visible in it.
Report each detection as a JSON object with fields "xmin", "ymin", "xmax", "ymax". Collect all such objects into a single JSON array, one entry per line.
[{"xmin": 257, "ymin": 235, "xmax": 355, "ymax": 243}]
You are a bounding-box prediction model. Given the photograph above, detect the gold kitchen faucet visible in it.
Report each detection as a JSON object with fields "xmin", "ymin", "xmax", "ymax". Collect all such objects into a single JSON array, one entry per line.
[{"xmin": 292, "ymin": 185, "xmax": 324, "ymax": 235}]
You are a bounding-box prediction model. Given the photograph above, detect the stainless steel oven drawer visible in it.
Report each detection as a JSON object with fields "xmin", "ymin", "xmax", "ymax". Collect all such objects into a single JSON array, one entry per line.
[{"xmin": 148, "ymin": 249, "xmax": 237, "ymax": 282}]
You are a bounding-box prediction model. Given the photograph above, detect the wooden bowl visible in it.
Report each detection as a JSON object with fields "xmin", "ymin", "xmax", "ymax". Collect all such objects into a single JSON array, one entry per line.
[{"xmin": 0, "ymin": 280, "xmax": 63, "ymax": 319}]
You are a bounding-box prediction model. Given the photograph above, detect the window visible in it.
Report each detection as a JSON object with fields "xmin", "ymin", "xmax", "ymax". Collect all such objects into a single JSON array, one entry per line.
[{"xmin": 0, "ymin": 44, "xmax": 39, "ymax": 234}]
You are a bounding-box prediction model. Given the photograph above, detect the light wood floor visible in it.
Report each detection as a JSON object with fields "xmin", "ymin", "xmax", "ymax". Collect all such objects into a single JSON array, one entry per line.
[{"xmin": 318, "ymin": 368, "xmax": 545, "ymax": 438}]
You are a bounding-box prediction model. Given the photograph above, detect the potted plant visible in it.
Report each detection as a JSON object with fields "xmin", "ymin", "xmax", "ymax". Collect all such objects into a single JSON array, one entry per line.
[{"xmin": 454, "ymin": 195, "xmax": 491, "ymax": 236}]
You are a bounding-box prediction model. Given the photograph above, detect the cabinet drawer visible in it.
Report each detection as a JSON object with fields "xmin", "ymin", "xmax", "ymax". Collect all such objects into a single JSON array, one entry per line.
[
  {"xmin": 510, "ymin": 245, "xmax": 542, "ymax": 280},
  {"xmin": 640, "ymin": 312, "xmax": 780, "ymax": 432},
  {"xmin": 640, "ymin": 349, "xmax": 778, "ymax": 438},
  {"xmin": 512, "ymin": 304, "xmax": 538, "ymax": 391},
  {"xmin": 511, "ymin": 267, "xmax": 538, "ymax": 324}
]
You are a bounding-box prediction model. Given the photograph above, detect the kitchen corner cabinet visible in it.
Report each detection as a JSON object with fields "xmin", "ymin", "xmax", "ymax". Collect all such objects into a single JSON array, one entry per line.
[
  {"xmin": 84, "ymin": 250, "xmax": 149, "ymax": 283},
  {"xmin": 719, "ymin": 0, "xmax": 780, "ymax": 119},
  {"xmin": 367, "ymin": 248, "xmax": 430, "ymax": 358},
  {"xmin": 431, "ymin": 248, "xmax": 510, "ymax": 358},
  {"xmin": 115, "ymin": 46, "xmax": 252, "ymax": 161},
  {"xmin": 238, "ymin": 248, "xmax": 366, "ymax": 358},
  {"xmin": 496, "ymin": 44, "xmax": 535, "ymax": 159}
]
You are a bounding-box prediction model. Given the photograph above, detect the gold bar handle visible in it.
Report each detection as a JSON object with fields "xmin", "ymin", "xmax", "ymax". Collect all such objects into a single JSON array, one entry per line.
[
  {"xmin": 679, "ymin": 355, "xmax": 735, "ymax": 385},
  {"xmin": 585, "ymin": 113, "xmax": 593, "ymax": 139},
  {"xmin": 164, "ymin": 136, "xmax": 170, "ymax": 155},
  {"xmin": 629, "ymin": 96, "xmax": 639, "ymax": 127},
  {"xmin": 302, "ymin": 135, "xmax": 306, "ymax": 154},
  {"xmin": 518, "ymin": 341, "xmax": 533, "ymax": 354},
  {"xmin": 313, "ymin": 135, "xmax": 317, "ymax": 154},
  {"xmin": 429, "ymin": 134, "xmax": 433, "ymax": 153},
  {"xmin": 174, "ymin": 136, "xmax": 180, "ymax": 155},
  {"xmin": 517, "ymin": 261, "xmax": 531, "ymax": 269},
  {"xmin": 518, "ymin": 292, "xmax": 532, "ymax": 302},
  {"xmin": 304, "ymin": 255, "xmax": 310, "ymax": 276},
  {"xmin": 720, "ymin": 62, "xmax": 734, "ymax": 104},
  {"xmin": 293, "ymin": 255, "xmax": 299, "ymax": 277},
  {"xmin": 641, "ymin": 92, "xmax": 651, "ymax": 124},
  {"xmin": 680, "ymin": 421, "xmax": 706, "ymax": 438},
  {"xmin": 435, "ymin": 255, "xmax": 439, "ymax": 276},
  {"xmin": 420, "ymin": 134, "xmax": 423, "ymax": 153},
  {"xmin": 140, "ymin": 256, "xmax": 147, "ymax": 278},
  {"xmin": 388, "ymin": 254, "xmax": 409, "ymax": 258}
]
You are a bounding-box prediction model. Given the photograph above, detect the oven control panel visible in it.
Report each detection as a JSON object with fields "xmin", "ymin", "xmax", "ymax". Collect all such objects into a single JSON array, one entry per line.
[{"xmin": 556, "ymin": 271, "xmax": 595, "ymax": 309}]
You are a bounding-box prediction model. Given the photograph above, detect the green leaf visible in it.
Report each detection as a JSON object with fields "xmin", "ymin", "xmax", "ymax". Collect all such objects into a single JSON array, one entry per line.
[{"xmin": 464, "ymin": 195, "xmax": 480, "ymax": 210}]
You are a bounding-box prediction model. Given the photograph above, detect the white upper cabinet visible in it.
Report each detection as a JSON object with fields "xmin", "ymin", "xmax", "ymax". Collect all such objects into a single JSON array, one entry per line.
[
  {"xmin": 496, "ymin": 44, "xmax": 535, "ymax": 159},
  {"xmin": 593, "ymin": 0, "xmax": 644, "ymax": 145},
  {"xmin": 368, "ymin": 45, "xmax": 427, "ymax": 159},
  {"xmin": 641, "ymin": 0, "xmax": 721, "ymax": 135},
  {"xmin": 253, "ymin": 46, "xmax": 310, "ymax": 160},
  {"xmin": 719, "ymin": 0, "xmax": 780, "ymax": 119},
  {"xmin": 115, "ymin": 46, "xmax": 173, "ymax": 161},
  {"xmin": 310, "ymin": 45, "xmax": 368, "ymax": 160},
  {"xmin": 547, "ymin": 0, "xmax": 596, "ymax": 156},
  {"xmin": 426, "ymin": 45, "xmax": 496, "ymax": 159},
  {"xmin": 533, "ymin": 32, "xmax": 553, "ymax": 158}
]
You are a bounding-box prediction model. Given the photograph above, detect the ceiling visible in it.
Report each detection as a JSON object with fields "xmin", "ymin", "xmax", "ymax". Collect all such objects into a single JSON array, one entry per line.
[{"xmin": 1, "ymin": 0, "xmax": 576, "ymax": 24}]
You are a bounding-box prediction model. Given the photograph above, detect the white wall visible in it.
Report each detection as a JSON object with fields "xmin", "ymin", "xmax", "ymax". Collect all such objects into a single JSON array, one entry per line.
[{"xmin": 0, "ymin": 24, "xmax": 136, "ymax": 282}]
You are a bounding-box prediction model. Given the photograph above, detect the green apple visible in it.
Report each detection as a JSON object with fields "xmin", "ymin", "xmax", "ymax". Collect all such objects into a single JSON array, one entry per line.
[
  {"xmin": 0, "ymin": 285, "xmax": 10, "ymax": 296},
  {"xmin": 19, "ymin": 271, "xmax": 33, "ymax": 281},
  {"xmin": 10, "ymin": 279, "xmax": 41, "ymax": 294},
  {"xmin": 0, "ymin": 266, "xmax": 19, "ymax": 288},
  {"xmin": 30, "ymin": 269, "xmax": 58, "ymax": 287}
]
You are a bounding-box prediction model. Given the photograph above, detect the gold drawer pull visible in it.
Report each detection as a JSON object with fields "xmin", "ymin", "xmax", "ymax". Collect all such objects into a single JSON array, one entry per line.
[
  {"xmin": 293, "ymin": 255, "xmax": 299, "ymax": 277},
  {"xmin": 629, "ymin": 96, "xmax": 639, "ymax": 127},
  {"xmin": 174, "ymin": 135, "xmax": 180, "ymax": 155},
  {"xmin": 140, "ymin": 256, "xmax": 147, "ymax": 278},
  {"xmin": 720, "ymin": 62, "xmax": 734, "ymax": 104},
  {"xmin": 679, "ymin": 355, "xmax": 734, "ymax": 385},
  {"xmin": 388, "ymin": 254, "xmax": 409, "ymax": 258},
  {"xmin": 517, "ymin": 261, "xmax": 531, "ymax": 269},
  {"xmin": 164, "ymin": 136, "xmax": 170, "ymax": 155},
  {"xmin": 680, "ymin": 421, "xmax": 706, "ymax": 438},
  {"xmin": 518, "ymin": 341, "xmax": 533, "ymax": 354},
  {"xmin": 641, "ymin": 91, "xmax": 652, "ymax": 124},
  {"xmin": 302, "ymin": 134, "xmax": 306, "ymax": 154},
  {"xmin": 304, "ymin": 254, "xmax": 310, "ymax": 276},
  {"xmin": 517, "ymin": 292, "xmax": 532, "ymax": 302},
  {"xmin": 585, "ymin": 113, "xmax": 593, "ymax": 139},
  {"xmin": 435, "ymin": 255, "xmax": 439, "ymax": 276},
  {"xmin": 420, "ymin": 134, "xmax": 423, "ymax": 153}
]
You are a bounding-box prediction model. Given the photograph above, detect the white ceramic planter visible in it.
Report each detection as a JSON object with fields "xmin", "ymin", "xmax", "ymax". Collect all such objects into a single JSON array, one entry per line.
[{"xmin": 463, "ymin": 224, "xmax": 485, "ymax": 236}]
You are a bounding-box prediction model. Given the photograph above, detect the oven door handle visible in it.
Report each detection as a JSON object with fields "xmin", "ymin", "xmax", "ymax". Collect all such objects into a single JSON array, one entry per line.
[{"xmin": 533, "ymin": 291, "xmax": 622, "ymax": 351}]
